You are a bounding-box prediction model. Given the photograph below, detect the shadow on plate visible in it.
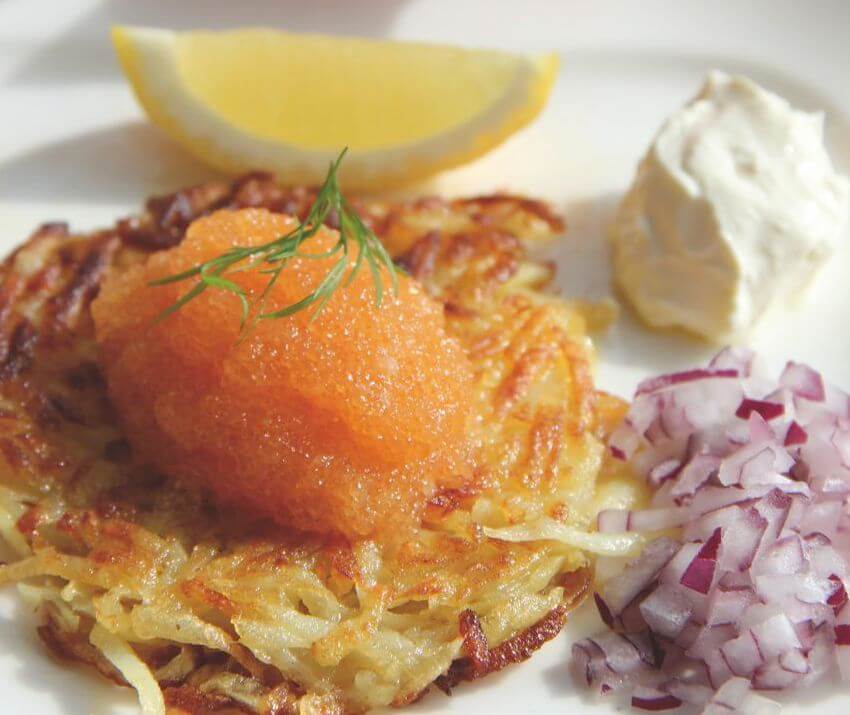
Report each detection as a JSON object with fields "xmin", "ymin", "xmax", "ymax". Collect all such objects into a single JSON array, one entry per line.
[
  {"xmin": 409, "ymin": 649, "xmax": 533, "ymax": 712},
  {"xmin": 547, "ymin": 193, "xmax": 619, "ymax": 302},
  {"xmin": 0, "ymin": 121, "xmax": 222, "ymax": 206},
  {"xmin": 7, "ymin": 0, "xmax": 410, "ymax": 87}
]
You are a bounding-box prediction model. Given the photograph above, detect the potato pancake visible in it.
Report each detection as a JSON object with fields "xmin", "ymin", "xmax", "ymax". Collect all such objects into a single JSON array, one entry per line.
[{"xmin": 0, "ymin": 173, "xmax": 626, "ymax": 714}]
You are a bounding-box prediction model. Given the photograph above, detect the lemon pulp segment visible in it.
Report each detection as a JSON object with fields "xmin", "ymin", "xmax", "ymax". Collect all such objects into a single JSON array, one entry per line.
[
  {"xmin": 177, "ymin": 30, "xmax": 524, "ymax": 151},
  {"xmin": 113, "ymin": 25, "xmax": 558, "ymax": 188}
]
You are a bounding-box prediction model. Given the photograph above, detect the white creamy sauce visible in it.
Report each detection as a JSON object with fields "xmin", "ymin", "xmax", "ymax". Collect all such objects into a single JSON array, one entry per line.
[{"xmin": 612, "ymin": 71, "xmax": 850, "ymax": 342}]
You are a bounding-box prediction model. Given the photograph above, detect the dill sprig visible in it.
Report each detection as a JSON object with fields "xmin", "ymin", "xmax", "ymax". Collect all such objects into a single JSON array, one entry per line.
[{"xmin": 150, "ymin": 148, "xmax": 397, "ymax": 328}]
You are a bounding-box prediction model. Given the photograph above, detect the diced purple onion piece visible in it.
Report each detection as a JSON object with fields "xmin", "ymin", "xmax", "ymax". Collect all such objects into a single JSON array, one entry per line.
[
  {"xmin": 662, "ymin": 679, "xmax": 713, "ymax": 706},
  {"xmin": 778, "ymin": 649, "xmax": 809, "ymax": 675},
  {"xmin": 784, "ymin": 421, "xmax": 808, "ymax": 446},
  {"xmin": 650, "ymin": 458, "xmax": 684, "ymax": 487},
  {"xmin": 636, "ymin": 369, "xmax": 739, "ymax": 397},
  {"xmin": 639, "ymin": 584, "xmax": 694, "ymax": 639},
  {"xmin": 602, "ymin": 537, "xmax": 680, "ymax": 615},
  {"xmin": 828, "ymin": 574, "xmax": 848, "ymax": 614},
  {"xmin": 781, "ymin": 362, "xmax": 825, "ymax": 402},
  {"xmin": 631, "ymin": 687, "xmax": 682, "ymax": 711},
  {"xmin": 736, "ymin": 399, "xmax": 784, "ymax": 421},
  {"xmin": 752, "ymin": 662, "xmax": 801, "ymax": 690},
  {"xmin": 680, "ymin": 529, "xmax": 721, "ymax": 594},
  {"xmin": 594, "ymin": 592, "xmax": 614, "ymax": 627}
]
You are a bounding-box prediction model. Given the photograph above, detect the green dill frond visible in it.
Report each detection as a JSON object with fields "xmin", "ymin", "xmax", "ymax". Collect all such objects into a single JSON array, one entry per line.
[{"xmin": 150, "ymin": 149, "xmax": 397, "ymax": 330}]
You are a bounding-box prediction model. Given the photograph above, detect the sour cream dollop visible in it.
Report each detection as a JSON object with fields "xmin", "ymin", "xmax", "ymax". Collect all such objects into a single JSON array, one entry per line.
[{"xmin": 612, "ymin": 71, "xmax": 850, "ymax": 341}]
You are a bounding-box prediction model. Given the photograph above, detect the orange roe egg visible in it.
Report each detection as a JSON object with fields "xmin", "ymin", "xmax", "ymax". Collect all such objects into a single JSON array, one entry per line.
[{"xmin": 92, "ymin": 209, "xmax": 474, "ymax": 539}]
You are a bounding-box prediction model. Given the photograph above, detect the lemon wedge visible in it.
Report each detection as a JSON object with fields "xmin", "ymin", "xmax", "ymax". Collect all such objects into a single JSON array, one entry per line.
[{"xmin": 112, "ymin": 26, "xmax": 558, "ymax": 189}]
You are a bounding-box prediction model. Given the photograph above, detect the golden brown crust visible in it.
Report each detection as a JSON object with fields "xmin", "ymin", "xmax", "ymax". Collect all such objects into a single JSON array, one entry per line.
[
  {"xmin": 435, "ymin": 567, "xmax": 591, "ymax": 692},
  {"xmin": 38, "ymin": 617, "xmax": 127, "ymax": 687},
  {"xmin": 163, "ymin": 685, "xmax": 254, "ymax": 715}
]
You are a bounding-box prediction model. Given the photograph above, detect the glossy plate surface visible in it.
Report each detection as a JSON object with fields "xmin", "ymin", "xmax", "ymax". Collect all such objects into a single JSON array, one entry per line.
[{"xmin": 0, "ymin": 1, "xmax": 848, "ymax": 712}]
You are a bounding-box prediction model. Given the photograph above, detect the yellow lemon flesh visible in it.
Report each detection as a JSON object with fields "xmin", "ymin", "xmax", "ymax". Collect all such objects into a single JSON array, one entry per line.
[{"xmin": 112, "ymin": 26, "xmax": 558, "ymax": 189}]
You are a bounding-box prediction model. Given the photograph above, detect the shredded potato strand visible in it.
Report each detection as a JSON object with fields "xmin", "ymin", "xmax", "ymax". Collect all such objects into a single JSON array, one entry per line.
[
  {"xmin": 90, "ymin": 624, "xmax": 166, "ymax": 715},
  {"xmin": 484, "ymin": 518, "xmax": 643, "ymax": 556}
]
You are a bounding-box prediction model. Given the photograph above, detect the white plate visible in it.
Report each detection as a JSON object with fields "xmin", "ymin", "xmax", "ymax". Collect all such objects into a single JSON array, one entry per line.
[{"xmin": 1, "ymin": 1, "xmax": 849, "ymax": 713}]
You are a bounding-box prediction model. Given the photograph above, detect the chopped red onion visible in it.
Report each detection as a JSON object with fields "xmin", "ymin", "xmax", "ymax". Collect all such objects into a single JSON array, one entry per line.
[
  {"xmin": 600, "ymin": 507, "xmax": 690, "ymax": 534},
  {"xmin": 639, "ymin": 584, "xmax": 694, "ymax": 639},
  {"xmin": 751, "ymin": 614, "xmax": 801, "ymax": 658},
  {"xmin": 717, "ymin": 507, "xmax": 766, "ymax": 572},
  {"xmin": 637, "ymin": 369, "xmax": 740, "ymax": 397},
  {"xmin": 688, "ymin": 623, "xmax": 737, "ymax": 661},
  {"xmin": 736, "ymin": 399, "xmax": 784, "ymax": 421},
  {"xmin": 781, "ymin": 362, "xmax": 825, "ymax": 402},
  {"xmin": 745, "ymin": 412, "xmax": 776, "ymax": 443},
  {"xmin": 601, "ymin": 537, "xmax": 680, "ymax": 616},
  {"xmin": 710, "ymin": 347, "xmax": 756, "ymax": 376},
  {"xmin": 662, "ymin": 679, "xmax": 714, "ymax": 706},
  {"xmin": 661, "ymin": 542, "xmax": 702, "ymax": 587},
  {"xmin": 705, "ymin": 678, "xmax": 781, "ymax": 715},
  {"xmin": 611, "ymin": 444, "xmax": 627, "ymax": 460},
  {"xmin": 680, "ymin": 529, "xmax": 721, "ymax": 594},
  {"xmin": 651, "ymin": 459, "xmax": 684, "ymax": 487},
  {"xmin": 752, "ymin": 662, "xmax": 800, "ymax": 691},
  {"xmin": 595, "ymin": 592, "xmax": 615, "ymax": 628},
  {"xmin": 754, "ymin": 536, "xmax": 805, "ymax": 576},
  {"xmin": 671, "ymin": 454, "xmax": 719, "ymax": 500},
  {"xmin": 720, "ymin": 630, "xmax": 762, "ymax": 677},
  {"xmin": 777, "ymin": 649, "xmax": 808, "ymax": 675},
  {"xmin": 824, "ymin": 385, "xmax": 850, "ymax": 420},
  {"xmin": 801, "ymin": 625, "xmax": 833, "ymax": 685},
  {"xmin": 571, "ymin": 631, "xmax": 658, "ymax": 693},
  {"xmin": 828, "ymin": 575, "xmax": 848, "ymax": 614},
  {"xmin": 631, "ymin": 687, "xmax": 683, "ymax": 711},
  {"xmin": 572, "ymin": 350, "xmax": 850, "ymax": 712},
  {"xmin": 707, "ymin": 586, "xmax": 758, "ymax": 626},
  {"xmin": 784, "ymin": 422, "xmax": 807, "ymax": 446}
]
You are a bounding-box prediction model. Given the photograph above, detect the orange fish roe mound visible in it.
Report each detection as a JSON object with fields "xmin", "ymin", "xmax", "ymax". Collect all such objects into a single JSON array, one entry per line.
[{"xmin": 92, "ymin": 208, "xmax": 474, "ymax": 539}]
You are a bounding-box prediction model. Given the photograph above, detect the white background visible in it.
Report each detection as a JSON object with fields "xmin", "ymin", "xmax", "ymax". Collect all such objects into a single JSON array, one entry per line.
[{"xmin": 0, "ymin": 1, "xmax": 849, "ymax": 712}]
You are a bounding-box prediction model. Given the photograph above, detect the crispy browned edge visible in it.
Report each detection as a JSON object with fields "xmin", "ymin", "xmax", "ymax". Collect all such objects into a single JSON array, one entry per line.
[
  {"xmin": 2, "ymin": 173, "xmax": 582, "ymax": 715},
  {"xmin": 431, "ymin": 568, "xmax": 591, "ymax": 698}
]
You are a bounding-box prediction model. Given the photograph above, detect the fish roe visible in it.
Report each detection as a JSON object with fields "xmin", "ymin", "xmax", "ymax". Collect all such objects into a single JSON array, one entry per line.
[{"xmin": 92, "ymin": 208, "xmax": 474, "ymax": 539}]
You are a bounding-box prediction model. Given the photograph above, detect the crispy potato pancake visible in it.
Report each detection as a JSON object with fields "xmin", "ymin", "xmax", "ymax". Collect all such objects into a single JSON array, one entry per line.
[{"xmin": 0, "ymin": 173, "xmax": 626, "ymax": 714}]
